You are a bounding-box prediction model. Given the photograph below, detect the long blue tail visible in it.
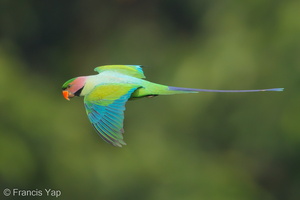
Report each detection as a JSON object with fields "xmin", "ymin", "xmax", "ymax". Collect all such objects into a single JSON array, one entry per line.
[{"xmin": 168, "ymin": 86, "xmax": 284, "ymax": 93}]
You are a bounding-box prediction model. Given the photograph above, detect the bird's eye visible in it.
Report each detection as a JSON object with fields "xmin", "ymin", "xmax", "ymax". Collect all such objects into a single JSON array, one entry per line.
[{"xmin": 67, "ymin": 85, "xmax": 71, "ymax": 88}]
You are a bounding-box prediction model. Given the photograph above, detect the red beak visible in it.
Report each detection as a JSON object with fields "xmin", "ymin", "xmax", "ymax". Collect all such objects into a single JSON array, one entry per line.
[{"xmin": 62, "ymin": 90, "xmax": 70, "ymax": 101}]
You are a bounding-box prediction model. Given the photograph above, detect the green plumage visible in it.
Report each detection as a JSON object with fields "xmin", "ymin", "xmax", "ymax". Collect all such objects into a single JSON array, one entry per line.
[
  {"xmin": 94, "ymin": 65, "xmax": 146, "ymax": 79},
  {"xmin": 62, "ymin": 65, "xmax": 283, "ymax": 147},
  {"xmin": 62, "ymin": 78, "xmax": 76, "ymax": 90}
]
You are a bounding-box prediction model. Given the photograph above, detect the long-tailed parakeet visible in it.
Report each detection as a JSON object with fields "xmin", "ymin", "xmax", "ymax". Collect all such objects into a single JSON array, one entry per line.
[{"xmin": 62, "ymin": 65, "xmax": 283, "ymax": 147}]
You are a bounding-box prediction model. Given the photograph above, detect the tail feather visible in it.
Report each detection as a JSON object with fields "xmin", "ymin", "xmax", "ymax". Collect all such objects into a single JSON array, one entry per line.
[{"xmin": 168, "ymin": 86, "xmax": 284, "ymax": 93}]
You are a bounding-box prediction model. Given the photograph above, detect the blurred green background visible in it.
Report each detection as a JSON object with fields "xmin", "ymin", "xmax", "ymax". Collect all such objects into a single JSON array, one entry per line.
[{"xmin": 0, "ymin": 0, "xmax": 299, "ymax": 199}]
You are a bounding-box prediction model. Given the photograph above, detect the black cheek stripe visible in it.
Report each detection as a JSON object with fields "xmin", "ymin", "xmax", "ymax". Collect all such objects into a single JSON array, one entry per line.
[{"xmin": 74, "ymin": 87, "xmax": 84, "ymax": 96}]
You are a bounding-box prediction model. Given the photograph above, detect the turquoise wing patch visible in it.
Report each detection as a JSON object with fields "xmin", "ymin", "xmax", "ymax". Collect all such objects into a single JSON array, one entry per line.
[
  {"xmin": 94, "ymin": 65, "xmax": 146, "ymax": 79},
  {"xmin": 84, "ymin": 84, "xmax": 140, "ymax": 147}
]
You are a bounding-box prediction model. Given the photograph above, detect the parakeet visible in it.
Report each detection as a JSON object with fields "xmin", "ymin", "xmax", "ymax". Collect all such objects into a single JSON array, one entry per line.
[{"xmin": 62, "ymin": 65, "xmax": 284, "ymax": 147}]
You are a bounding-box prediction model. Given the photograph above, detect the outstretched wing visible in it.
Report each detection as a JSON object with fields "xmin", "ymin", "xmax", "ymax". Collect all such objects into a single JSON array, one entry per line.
[
  {"xmin": 84, "ymin": 83, "xmax": 140, "ymax": 147},
  {"xmin": 94, "ymin": 65, "xmax": 146, "ymax": 79}
]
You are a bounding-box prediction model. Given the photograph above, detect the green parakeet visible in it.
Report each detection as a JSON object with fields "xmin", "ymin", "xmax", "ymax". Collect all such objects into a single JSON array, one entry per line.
[{"xmin": 62, "ymin": 65, "xmax": 283, "ymax": 147}]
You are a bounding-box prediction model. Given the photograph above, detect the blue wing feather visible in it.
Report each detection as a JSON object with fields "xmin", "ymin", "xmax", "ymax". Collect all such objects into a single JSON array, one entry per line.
[{"xmin": 84, "ymin": 87, "xmax": 138, "ymax": 147}]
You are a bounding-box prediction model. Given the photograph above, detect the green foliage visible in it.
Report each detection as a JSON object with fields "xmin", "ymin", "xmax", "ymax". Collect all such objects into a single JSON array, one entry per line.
[{"xmin": 0, "ymin": 0, "xmax": 299, "ymax": 199}]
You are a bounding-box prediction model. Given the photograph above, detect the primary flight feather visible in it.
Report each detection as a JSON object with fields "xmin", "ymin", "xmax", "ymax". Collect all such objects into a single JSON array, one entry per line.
[{"xmin": 62, "ymin": 65, "xmax": 284, "ymax": 147}]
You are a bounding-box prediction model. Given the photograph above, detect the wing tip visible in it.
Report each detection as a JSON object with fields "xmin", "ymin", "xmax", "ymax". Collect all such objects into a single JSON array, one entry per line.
[{"xmin": 113, "ymin": 140, "xmax": 127, "ymax": 147}]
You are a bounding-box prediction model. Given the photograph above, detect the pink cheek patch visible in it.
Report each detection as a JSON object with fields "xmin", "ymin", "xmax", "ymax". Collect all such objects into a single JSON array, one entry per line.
[{"xmin": 70, "ymin": 76, "xmax": 87, "ymax": 93}]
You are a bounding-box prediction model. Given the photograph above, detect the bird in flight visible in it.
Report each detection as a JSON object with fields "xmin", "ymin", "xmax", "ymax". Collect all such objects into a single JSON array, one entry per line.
[{"xmin": 62, "ymin": 65, "xmax": 283, "ymax": 147}]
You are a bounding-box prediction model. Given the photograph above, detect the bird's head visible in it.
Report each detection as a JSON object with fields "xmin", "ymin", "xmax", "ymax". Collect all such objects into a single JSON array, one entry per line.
[{"xmin": 62, "ymin": 76, "xmax": 87, "ymax": 100}]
